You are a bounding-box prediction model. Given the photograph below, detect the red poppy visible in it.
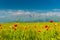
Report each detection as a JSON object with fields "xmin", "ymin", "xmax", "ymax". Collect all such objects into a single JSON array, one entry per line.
[{"xmin": 50, "ymin": 20, "xmax": 53, "ymax": 23}]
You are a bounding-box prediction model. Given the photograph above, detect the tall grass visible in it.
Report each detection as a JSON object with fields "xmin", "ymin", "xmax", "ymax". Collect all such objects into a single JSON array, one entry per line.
[{"xmin": 0, "ymin": 22, "xmax": 60, "ymax": 40}]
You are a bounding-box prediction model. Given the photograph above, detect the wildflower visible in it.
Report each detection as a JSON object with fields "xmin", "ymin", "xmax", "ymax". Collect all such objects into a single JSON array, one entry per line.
[
  {"xmin": 0, "ymin": 27, "xmax": 2, "ymax": 30},
  {"xmin": 55, "ymin": 28, "xmax": 59, "ymax": 32},
  {"xmin": 9, "ymin": 26, "xmax": 12, "ymax": 29},
  {"xmin": 50, "ymin": 20, "xmax": 53, "ymax": 23},
  {"xmin": 45, "ymin": 25, "xmax": 49, "ymax": 28},
  {"xmin": 38, "ymin": 29, "xmax": 41, "ymax": 32},
  {"xmin": 44, "ymin": 25, "xmax": 49, "ymax": 30},
  {"xmin": 14, "ymin": 28, "xmax": 16, "ymax": 30},
  {"xmin": 54, "ymin": 23, "xmax": 58, "ymax": 26},
  {"xmin": 0, "ymin": 24, "xmax": 2, "ymax": 26},
  {"xmin": 46, "ymin": 28, "xmax": 48, "ymax": 30},
  {"xmin": 13, "ymin": 27, "xmax": 17, "ymax": 30},
  {"xmin": 34, "ymin": 26, "xmax": 36, "ymax": 30},
  {"xmin": 14, "ymin": 24, "xmax": 18, "ymax": 27},
  {"xmin": 34, "ymin": 25, "xmax": 36, "ymax": 28},
  {"xmin": 25, "ymin": 27, "xmax": 27, "ymax": 30}
]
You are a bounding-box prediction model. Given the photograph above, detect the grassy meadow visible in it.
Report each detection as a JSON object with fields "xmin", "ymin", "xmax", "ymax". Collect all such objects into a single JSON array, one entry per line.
[{"xmin": 0, "ymin": 22, "xmax": 60, "ymax": 40}]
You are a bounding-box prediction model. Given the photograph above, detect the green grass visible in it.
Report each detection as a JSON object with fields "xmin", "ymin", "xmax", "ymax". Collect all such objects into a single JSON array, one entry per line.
[{"xmin": 0, "ymin": 22, "xmax": 60, "ymax": 40}]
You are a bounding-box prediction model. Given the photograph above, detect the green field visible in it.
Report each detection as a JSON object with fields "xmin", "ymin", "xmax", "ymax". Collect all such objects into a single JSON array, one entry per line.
[{"xmin": 0, "ymin": 22, "xmax": 60, "ymax": 40}]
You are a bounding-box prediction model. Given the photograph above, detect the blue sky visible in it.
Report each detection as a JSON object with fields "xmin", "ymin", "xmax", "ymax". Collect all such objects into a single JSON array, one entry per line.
[
  {"xmin": 0, "ymin": 0, "xmax": 60, "ymax": 10},
  {"xmin": 0, "ymin": 0, "xmax": 60, "ymax": 22}
]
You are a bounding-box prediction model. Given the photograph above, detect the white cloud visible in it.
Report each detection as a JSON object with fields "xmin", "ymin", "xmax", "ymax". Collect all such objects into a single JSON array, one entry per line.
[
  {"xmin": 0, "ymin": 9, "xmax": 60, "ymax": 22},
  {"xmin": 52, "ymin": 9, "xmax": 60, "ymax": 11},
  {"xmin": 0, "ymin": 9, "xmax": 60, "ymax": 17},
  {"xmin": 0, "ymin": 16, "xmax": 5, "ymax": 18}
]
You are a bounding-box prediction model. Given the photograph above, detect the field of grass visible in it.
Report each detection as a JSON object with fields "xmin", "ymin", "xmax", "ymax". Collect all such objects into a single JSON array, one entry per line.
[{"xmin": 0, "ymin": 22, "xmax": 60, "ymax": 40}]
